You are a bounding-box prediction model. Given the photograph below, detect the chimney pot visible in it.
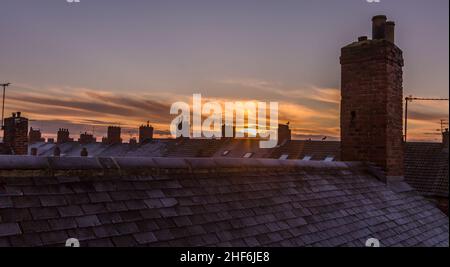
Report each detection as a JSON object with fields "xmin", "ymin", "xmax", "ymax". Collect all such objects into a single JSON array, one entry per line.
[
  {"xmin": 372, "ymin": 15, "xmax": 387, "ymax": 40},
  {"xmin": 385, "ymin": 21, "xmax": 395, "ymax": 43}
]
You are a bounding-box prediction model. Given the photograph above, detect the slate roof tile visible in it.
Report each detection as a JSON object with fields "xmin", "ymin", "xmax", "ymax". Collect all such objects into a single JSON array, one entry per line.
[
  {"xmin": 39, "ymin": 230, "xmax": 68, "ymax": 246},
  {"xmin": 30, "ymin": 207, "xmax": 59, "ymax": 220},
  {"xmin": 75, "ymin": 215, "xmax": 101, "ymax": 228},
  {"xmin": 112, "ymin": 235, "xmax": 137, "ymax": 247},
  {"xmin": 58, "ymin": 205, "xmax": 84, "ymax": 217},
  {"xmin": 133, "ymin": 232, "xmax": 157, "ymax": 245},
  {"xmin": 0, "ymin": 222, "xmax": 21, "ymax": 237},
  {"xmin": 0, "ymin": 208, "xmax": 32, "ymax": 222},
  {"xmin": 88, "ymin": 192, "xmax": 112, "ymax": 203}
]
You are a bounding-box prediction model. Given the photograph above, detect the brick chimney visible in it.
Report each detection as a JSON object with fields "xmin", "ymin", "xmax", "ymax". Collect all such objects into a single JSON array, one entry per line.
[
  {"xmin": 57, "ymin": 128, "xmax": 72, "ymax": 143},
  {"xmin": 139, "ymin": 121, "xmax": 154, "ymax": 144},
  {"xmin": 106, "ymin": 126, "xmax": 122, "ymax": 145},
  {"xmin": 340, "ymin": 15, "xmax": 404, "ymax": 180},
  {"xmin": 29, "ymin": 127, "xmax": 45, "ymax": 143},
  {"xmin": 277, "ymin": 124, "xmax": 291, "ymax": 145},
  {"xmin": 3, "ymin": 112, "xmax": 29, "ymax": 155}
]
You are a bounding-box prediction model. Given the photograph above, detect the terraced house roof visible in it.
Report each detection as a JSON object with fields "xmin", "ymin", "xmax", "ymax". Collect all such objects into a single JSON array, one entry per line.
[
  {"xmin": 28, "ymin": 139, "xmax": 448, "ymax": 198},
  {"xmin": 0, "ymin": 156, "xmax": 448, "ymax": 247}
]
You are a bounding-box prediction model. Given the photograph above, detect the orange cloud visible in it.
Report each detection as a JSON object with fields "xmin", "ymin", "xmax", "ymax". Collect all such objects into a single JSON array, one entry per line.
[{"xmin": 3, "ymin": 82, "xmax": 447, "ymax": 142}]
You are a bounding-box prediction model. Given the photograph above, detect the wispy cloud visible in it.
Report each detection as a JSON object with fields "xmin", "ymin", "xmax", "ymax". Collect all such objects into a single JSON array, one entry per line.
[{"xmin": 3, "ymin": 81, "xmax": 448, "ymax": 142}]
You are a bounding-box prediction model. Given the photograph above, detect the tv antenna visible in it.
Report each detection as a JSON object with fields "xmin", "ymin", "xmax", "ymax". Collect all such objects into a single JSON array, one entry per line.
[
  {"xmin": 404, "ymin": 96, "xmax": 449, "ymax": 142},
  {"xmin": 1, "ymin": 83, "xmax": 11, "ymax": 129}
]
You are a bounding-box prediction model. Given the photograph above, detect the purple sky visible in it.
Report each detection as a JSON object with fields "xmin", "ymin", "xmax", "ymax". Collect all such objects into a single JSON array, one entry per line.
[{"xmin": 0, "ymin": 0, "xmax": 448, "ymax": 141}]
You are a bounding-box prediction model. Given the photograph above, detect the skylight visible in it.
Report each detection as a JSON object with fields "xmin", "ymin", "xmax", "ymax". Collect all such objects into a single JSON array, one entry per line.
[
  {"xmin": 324, "ymin": 156, "xmax": 334, "ymax": 162},
  {"xmin": 302, "ymin": 155, "xmax": 312, "ymax": 161},
  {"xmin": 279, "ymin": 154, "xmax": 289, "ymax": 160},
  {"xmin": 243, "ymin": 152, "xmax": 253, "ymax": 158}
]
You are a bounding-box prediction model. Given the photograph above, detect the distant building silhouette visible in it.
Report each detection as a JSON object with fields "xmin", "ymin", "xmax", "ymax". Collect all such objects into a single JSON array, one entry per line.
[{"xmin": 79, "ymin": 132, "xmax": 96, "ymax": 144}]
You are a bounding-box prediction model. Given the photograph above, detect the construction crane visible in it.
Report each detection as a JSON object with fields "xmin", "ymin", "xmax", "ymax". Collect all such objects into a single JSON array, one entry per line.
[
  {"xmin": 1, "ymin": 82, "xmax": 11, "ymax": 130},
  {"xmin": 404, "ymin": 96, "xmax": 449, "ymax": 142}
]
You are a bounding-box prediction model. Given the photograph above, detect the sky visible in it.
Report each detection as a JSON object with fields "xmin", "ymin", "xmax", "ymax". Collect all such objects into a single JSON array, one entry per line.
[{"xmin": 0, "ymin": 0, "xmax": 448, "ymax": 141}]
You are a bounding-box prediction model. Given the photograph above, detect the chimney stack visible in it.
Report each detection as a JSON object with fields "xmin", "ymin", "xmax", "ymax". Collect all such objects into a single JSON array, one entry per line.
[
  {"xmin": 341, "ymin": 15, "xmax": 404, "ymax": 180},
  {"xmin": 139, "ymin": 121, "xmax": 154, "ymax": 144},
  {"xmin": 105, "ymin": 126, "xmax": 122, "ymax": 145},
  {"xmin": 3, "ymin": 112, "xmax": 28, "ymax": 155}
]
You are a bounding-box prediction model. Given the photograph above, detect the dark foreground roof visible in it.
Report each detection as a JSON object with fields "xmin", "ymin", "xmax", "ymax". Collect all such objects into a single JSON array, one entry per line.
[
  {"xmin": 28, "ymin": 140, "xmax": 448, "ymax": 198},
  {"xmin": 405, "ymin": 142, "xmax": 449, "ymax": 198},
  {"xmin": 0, "ymin": 156, "xmax": 448, "ymax": 247},
  {"xmin": 0, "ymin": 143, "xmax": 11, "ymax": 155}
]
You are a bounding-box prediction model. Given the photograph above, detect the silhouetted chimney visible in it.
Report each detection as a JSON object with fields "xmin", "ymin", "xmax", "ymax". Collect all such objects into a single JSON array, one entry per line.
[
  {"xmin": 57, "ymin": 128, "xmax": 72, "ymax": 143},
  {"xmin": 53, "ymin": 146, "xmax": 61, "ymax": 157},
  {"xmin": 79, "ymin": 132, "xmax": 96, "ymax": 144},
  {"xmin": 278, "ymin": 124, "xmax": 291, "ymax": 145},
  {"xmin": 139, "ymin": 121, "xmax": 154, "ymax": 143},
  {"xmin": 29, "ymin": 127, "xmax": 45, "ymax": 143},
  {"xmin": 3, "ymin": 112, "xmax": 28, "ymax": 155},
  {"xmin": 372, "ymin": 15, "xmax": 387, "ymax": 40},
  {"xmin": 106, "ymin": 126, "xmax": 122, "ymax": 145},
  {"xmin": 80, "ymin": 147, "xmax": 88, "ymax": 157}
]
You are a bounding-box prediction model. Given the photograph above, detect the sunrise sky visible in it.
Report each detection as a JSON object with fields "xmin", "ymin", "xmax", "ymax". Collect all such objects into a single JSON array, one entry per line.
[{"xmin": 0, "ymin": 0, "xmax": 448, "ymax": 141}]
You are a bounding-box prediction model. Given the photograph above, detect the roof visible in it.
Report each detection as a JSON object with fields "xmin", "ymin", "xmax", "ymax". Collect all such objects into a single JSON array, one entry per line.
[
  {"xmin": 27, "ymin": 140, "xmax": 449, "ymax": 198},
  {"xmin": 404, "ymin": 142, "xmax": 449, "ymax": 197},
  {"xmin": 270, "ymin": 140, "xmax": 341, "ymax": 160},
  {"xmin": 0, "ymin": 156, "xmax": 448, "ymax": 247}
]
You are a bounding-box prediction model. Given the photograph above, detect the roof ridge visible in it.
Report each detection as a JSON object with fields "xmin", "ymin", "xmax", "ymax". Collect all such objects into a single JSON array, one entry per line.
[{"xmin": 0, "ymin": 155, "xmax": 358, "ymax": 178}]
